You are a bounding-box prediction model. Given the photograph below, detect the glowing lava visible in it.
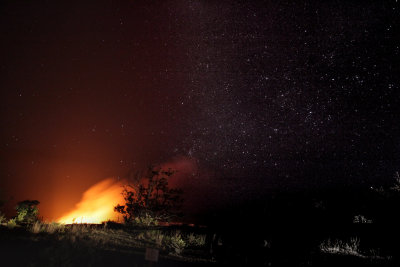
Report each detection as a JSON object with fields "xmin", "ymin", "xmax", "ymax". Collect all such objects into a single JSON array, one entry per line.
[{"xmin": 57, "ymin": 178, "xmax": 125, "ymax": 224}]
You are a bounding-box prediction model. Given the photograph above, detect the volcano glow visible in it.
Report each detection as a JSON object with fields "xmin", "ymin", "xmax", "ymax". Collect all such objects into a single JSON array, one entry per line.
[{"xmin": 57, "ymin": 178, "xmax": 124, "ymax": 224}]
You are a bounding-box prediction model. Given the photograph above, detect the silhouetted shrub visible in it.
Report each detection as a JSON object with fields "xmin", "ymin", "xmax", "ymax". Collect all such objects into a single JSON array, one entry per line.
[
  {"xmin": 15, "ymin": 200, "xmax": 40, "ymax": 224},
  {"xmin": 115, "ymin": 166, "xmax": 183, "ymax": 224},
  {"xmin": 164, "ymin": 231, "xmax": 186, "ymax": 255},
  {"xmin": 187, "ymin": 233, "xmax": 206, "ymax": 247},
  {"xmin": 133, "ymin": 213, "xmax": 158, "ymax": 226}
]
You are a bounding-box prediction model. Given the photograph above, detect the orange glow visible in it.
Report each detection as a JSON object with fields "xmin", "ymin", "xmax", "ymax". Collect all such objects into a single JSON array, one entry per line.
[{"xmin": 57, "ymin": 178, "xmax": 125, "ymax": 224}]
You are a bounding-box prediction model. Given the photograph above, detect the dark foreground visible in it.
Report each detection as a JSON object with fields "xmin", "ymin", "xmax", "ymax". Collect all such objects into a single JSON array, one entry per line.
[
  {"xmin": 0, "ymin": 222, "xmax": 398, "ymax": 267},
  {"xmin": 0, "ymin": 224, "xmax": 213, "ymax": 267}
]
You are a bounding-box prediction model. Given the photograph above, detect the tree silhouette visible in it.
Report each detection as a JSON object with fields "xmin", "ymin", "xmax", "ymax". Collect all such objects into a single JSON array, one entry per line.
[{"xmin": 114, "ymin": 166, "xmax": 183, "ymax": 224}]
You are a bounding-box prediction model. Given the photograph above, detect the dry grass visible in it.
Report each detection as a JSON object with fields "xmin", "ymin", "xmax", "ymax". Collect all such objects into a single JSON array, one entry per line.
[
  {"xmin": 7, "ymin": 218, "xmax": 17, "ymax": 229},
  {"xmin": 320, "ymin": 237, "xmax": 363, "ymax": 257},
  {"xmin": 30, "ymin": 221, "xmax": 42, "ymax": 233},
  {"xmin": 30, "ymin": 221, "xmax": 66, "ymax": 234},
  {"xmin": 44, "ymin": 224, "xmax": 209, "ymax": 257},
  {"xmin": 0, "ymin": 222, "xmax": 210, "ymax": 264}
]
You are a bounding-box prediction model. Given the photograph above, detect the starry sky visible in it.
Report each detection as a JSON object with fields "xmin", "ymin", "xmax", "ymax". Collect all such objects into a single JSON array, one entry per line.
[{"xmin": 0, "ymin": 0, "xmax": 399, "ymax": 220}]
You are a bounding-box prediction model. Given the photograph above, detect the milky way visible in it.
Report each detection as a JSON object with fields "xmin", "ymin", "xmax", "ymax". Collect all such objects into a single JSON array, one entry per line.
[{"xmin": 174, "ymin": 1, "xmax": 400, "ymax": 189}]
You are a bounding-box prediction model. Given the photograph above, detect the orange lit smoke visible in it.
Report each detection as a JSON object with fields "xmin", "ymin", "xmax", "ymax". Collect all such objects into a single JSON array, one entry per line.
[
  {"xmin": 57, "ymin": 178, "xmax": 125, "ymax": 224},
  {"xmin": 56, "ymin": 157, "xmax": 198, "ymax": 224}
]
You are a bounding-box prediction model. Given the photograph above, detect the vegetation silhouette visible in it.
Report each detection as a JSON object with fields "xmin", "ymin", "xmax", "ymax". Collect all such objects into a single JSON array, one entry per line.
[
  {"xmin": 15, "ymin": 200, "xmax": 40, "ymax": 224},
  {"xmin": 114, "ymin": 166, "xmax": 184, "ymax": 224}
]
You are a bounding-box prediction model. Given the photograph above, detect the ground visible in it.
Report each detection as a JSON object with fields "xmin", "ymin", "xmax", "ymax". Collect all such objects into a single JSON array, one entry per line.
[{"xmin": 0, "ymin": 221, "xmax": 398, "ymax": 266}]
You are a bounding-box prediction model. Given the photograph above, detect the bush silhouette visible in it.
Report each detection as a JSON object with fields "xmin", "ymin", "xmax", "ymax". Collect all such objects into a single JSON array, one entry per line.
[
  {"xmin": 115, "ymin": 166, "xmax": 183, "ymax": 224},
  {"xmin": 15, "ymin": 200, "xmax": 40, "ymax": 224}
]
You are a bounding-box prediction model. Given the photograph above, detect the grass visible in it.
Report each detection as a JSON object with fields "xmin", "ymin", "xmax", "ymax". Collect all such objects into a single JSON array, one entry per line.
[
  {"xmin": 30, "ymin": 221, "xmax": 41, "ymax": 233},
  {"xmin": 319, "ymin": 237, "xmax": 362, "ymax": 257},
  {"xmin": 25, "ymin": 222, "xmax": 208, "ymax": 258},
  {"xmin": 165, "ymin": 232, "xmax": 186, "ymax": 255},
  {"xmin": 187, "ymin": 232, "xmax": 207, "ymax": 247},
  {"xmin": 30, "ymin": 221, "xmax": 65, "ymax": 234},
  {"xmin": 7, "ymin": 218, "xmax": 17, "ymax": 229},
  {"xmin": 0, "ymin": 221, "xmax": 213, "ymax": 267}
]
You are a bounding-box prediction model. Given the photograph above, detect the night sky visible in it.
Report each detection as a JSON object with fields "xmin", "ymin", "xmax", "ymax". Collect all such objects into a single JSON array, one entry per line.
[{"xmin": 0, "ymin": 1, "xmax": 399, "ymax": 221}]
